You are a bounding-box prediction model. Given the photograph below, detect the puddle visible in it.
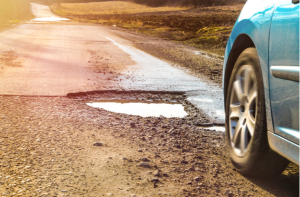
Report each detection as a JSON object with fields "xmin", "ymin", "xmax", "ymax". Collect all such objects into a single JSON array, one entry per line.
[
  {"xmin": 198, "ymin": 126, "xmax": 225, "ymax": 132},
  {"xmin": 87, "ymin": 100, "xmax": 188, "ymax": 118},
  {"xmin": 30, "ymin": 3, "xmax": 70, "ymax": 22},
  {"xmin": 194, "ymin": 51, "xmax": 224, "ymax": 60},
  {"xmin": 31, "ymin": 17, "xmax": 70, "ymax": 22}
]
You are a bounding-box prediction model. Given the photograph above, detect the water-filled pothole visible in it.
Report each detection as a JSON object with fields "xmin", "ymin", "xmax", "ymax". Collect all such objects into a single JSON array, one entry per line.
[
  {"xmin": 87, "ymin": 100, "xmax": 188, "ymax": 118},
  {"xmin": 69, "ymin": 91, "xmax": 225, "ymax": 131}
]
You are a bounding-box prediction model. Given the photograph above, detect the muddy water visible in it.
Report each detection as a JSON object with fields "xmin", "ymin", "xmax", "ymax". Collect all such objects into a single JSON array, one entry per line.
[{"xmin": 87, "ymin": 100, "xmax": 188, "ymax": 118}]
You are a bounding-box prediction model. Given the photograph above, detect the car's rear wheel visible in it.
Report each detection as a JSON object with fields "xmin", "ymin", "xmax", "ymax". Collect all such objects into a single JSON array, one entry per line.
[{"xmin": 225, "ymin": 47, "xmax": 289, "ymax": 176}]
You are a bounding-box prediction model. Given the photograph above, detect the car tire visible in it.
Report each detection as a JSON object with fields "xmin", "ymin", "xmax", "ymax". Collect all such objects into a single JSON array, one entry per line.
[{"xmin": 225, "ymin": 47, "xmax": 289, "ymax": 176}]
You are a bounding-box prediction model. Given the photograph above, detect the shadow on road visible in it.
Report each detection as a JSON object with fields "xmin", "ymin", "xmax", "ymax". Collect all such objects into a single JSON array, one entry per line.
[{"xmin": 244, "ymin": 163, "xmax": 299, "ymax": 197}]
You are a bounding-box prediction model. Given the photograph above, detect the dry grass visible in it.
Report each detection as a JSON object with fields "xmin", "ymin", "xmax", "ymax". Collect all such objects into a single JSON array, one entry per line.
[
  {"xmin": 55, "ymin": 1, "xmax": 188, "ymax": 15},
  {"xmin": 51, "ymin": 2, "xmax": 244, "ymax": 55},
  {"xmin": 0, "ymin": 0, "xmax": 33, "ymax": 31}
]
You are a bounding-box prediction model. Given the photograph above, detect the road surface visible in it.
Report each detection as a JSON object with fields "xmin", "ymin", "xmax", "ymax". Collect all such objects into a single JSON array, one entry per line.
[{"xmin": 0, "ymin": 3, "xmax": 224, "ymax": 123}]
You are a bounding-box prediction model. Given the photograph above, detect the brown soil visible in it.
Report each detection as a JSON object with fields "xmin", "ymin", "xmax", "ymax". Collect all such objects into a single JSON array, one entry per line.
[{"xmin": 0, "ymin": 94, "xmax": 298, "ymax": 196}]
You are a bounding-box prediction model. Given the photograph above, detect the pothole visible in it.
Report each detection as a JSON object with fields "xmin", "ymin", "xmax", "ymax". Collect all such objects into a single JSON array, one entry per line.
[
  {"xmin": 68, "ymin": 91, "xmax": 225, "ymax": 131},
  {"xmin": 87, "ymin": 100, "xmax": 188, "ymax": 118}
]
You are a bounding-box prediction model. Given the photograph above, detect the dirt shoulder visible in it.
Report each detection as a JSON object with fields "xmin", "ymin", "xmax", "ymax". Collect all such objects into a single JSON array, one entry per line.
[
  {"xmin": 0, "ymin": 94, "xmax": 298, "ymax": 196},
  {"xmin": 109, "ymin": 26, "xmax": 224, "ymax": 86}
]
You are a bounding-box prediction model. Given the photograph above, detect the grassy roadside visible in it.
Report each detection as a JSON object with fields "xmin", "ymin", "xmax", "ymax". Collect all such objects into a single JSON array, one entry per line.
[
  {"xmin": 0, "ymin": 19, "xmax": 21, "ymax": 30},
  {"xmin": 0, "ymin": 0, "xmax": 34, "ymax": 31},
  {"xmin": 51, "ymin": 1, "xmax": 243, "ymax": 56}
]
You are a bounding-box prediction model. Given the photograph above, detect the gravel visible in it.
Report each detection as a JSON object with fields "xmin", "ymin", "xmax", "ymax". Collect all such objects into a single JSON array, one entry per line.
[{"xmin": 0, "ymin": 95, "xmax": 298, "ymax": 196}]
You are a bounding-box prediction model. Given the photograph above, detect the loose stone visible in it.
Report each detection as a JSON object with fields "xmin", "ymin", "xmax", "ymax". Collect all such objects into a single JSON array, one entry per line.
[
  {"xmin": 93, "ymin": 142, "xmax": 103, "ymax": 146},
  {"xmin": 153, "ymin": 170, "xmax": 160, "ymax": 176},
  {"xmin": 140, "ymin": 157, "xmax": 150, "ymax": 162},
  {"xmin": 194, "ymin": 177, "xmax": 200, "ymax": 181},
  {"xmin": 140, "ymin": 162, "xmax": 150, "ymax": 168}
]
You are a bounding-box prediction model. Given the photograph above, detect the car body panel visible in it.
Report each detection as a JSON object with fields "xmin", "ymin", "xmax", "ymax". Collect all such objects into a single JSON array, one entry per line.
[
  {"xmin": 223, "ymin": 0, "xmax": 299, "ymax": 164},
  {"xmin": 269, "ymin": 2, "xmax": 299, "ymax": 145},
  {"xmin": 223, "ymin": 0, "xmax": 278, "ymax": 133},
  {"xmin": 268, "ymin": 131, "xmax": 299, "ymax": 165}
]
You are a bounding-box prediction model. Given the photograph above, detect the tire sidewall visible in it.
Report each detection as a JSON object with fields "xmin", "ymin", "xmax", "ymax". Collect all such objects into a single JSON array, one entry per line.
[{"xmin": 225, "ymin": 48, "xmax": 268, "ymax": 173}]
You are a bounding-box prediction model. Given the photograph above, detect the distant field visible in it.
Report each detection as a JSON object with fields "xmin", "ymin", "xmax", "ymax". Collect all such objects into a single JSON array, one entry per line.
[
  {"xmin": 131, "ymin": 0, "xmax": 243, "ymax": 7},
  {"xmin": 51, "ymin": 1, "xmax": 243, "ymax": 55}
]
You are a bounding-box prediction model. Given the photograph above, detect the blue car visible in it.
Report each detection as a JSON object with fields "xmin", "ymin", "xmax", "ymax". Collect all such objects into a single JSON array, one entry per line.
[{"xmin": 223, "ymin": 0, "xmax": 299, "ymax": 176}]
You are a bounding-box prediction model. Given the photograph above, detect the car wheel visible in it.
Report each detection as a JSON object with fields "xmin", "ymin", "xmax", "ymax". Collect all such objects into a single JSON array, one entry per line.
[{"xmin": 225, "ymin": 47, "xmax": 289, "ymax": 176}]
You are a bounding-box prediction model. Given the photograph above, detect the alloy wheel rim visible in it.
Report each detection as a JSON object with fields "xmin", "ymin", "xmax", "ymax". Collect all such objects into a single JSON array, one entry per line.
[{"xmin": 229, "ymin": 65, "xmax": 258, "ymax": 157}]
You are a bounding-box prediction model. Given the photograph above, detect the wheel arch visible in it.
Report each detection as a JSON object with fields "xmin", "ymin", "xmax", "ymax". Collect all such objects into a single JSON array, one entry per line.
[{"xmin": 224, "ymin": 34, "xmax": 255, "ymax": 104}]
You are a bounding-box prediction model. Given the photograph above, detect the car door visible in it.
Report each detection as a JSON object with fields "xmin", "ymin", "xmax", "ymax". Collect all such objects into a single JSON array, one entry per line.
[{"xmin": 269, "ymin": 0, "xmax": 299, "ymax": 145}]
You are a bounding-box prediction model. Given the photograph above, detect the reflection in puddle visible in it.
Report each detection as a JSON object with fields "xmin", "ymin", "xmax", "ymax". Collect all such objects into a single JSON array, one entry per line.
[
  {"xmin": 31, "ymin": 17, "xmax": 70, "ymax": 22},
  {"xmin": 87, "ymin": 101, "xmax": 187, "ymax": 118},
  {"xmin": 30, "ymin": 3, "xmax": 70, "ymax": 22},
  {"xmin": 198, "ymin": 126, "xmax": 225, "ymax": 132}
]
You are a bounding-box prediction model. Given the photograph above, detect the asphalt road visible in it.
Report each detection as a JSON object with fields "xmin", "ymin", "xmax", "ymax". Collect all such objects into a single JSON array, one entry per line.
[
  {"xmin": 0, "ymin": 3, "xmax": 224, "ymax": 123},
  {"xmin": 0, "ymin": 4, "xmax": 298, "ymax": 197}
]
